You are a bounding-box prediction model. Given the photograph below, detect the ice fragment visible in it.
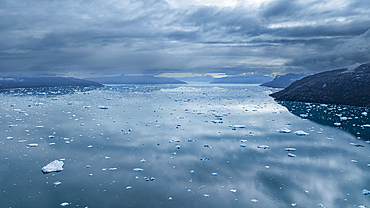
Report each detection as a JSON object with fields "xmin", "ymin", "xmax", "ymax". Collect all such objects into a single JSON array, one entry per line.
[
  {"xmin": 42, "ymin": 160, "xmax": 64, "ymax": 173},
  {"xmin": 294, "ymin": 130, "xmax": 309, "ymax": 136},
  {"xmin": 60, "ymin": 202, "xmax": 70, "ymax": 206},
  {"xmin": 363, "ymin": 189, "xmax": 370, "ymax": 195}
]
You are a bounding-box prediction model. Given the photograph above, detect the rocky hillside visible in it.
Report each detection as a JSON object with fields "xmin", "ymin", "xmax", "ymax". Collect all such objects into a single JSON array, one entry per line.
[
  {"xmin": 260, "ymin": 73, "xmax": 307, "ymax": 88},
  {"xmin": 270, "ymin": 63, "xmax": 370, "ymax": 107}
]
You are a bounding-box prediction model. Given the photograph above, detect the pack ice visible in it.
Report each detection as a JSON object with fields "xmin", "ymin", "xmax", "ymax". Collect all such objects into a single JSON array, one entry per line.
[{"xmin": 41, "ymin": 160, "xmax": 64, "ymax": 173}]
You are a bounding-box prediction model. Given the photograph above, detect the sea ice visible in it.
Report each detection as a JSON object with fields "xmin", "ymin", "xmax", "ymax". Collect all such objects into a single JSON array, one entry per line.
[
  {"xmin": 288, "ymin": 153, "xmax": 296, "ymax": 157},
  {"xmin": 284, "ymin": 148, "xmax": 296, "ymax": 151},
  {"xmin": 277, "ymin": 128, "xmax": 291, "ymax": 133},
  {"xmin": 27, "ymin": 143, "xmax": 38, "ymax": 147},
  {"xmin": 257, "ymin": 145, "xmax": 269, "ymax": 149},
  {"xmin": 362, "ymin": 189, "xmax": 370, "ymax": 195},
  {"xmin": 60, "ymin": 202, "xmax": 70, "ymax": 206},
  {"xmin": 42, "ymin": 160, "xmax": 64, "ymax": 173},
  {"xmin": 294, "ymin": 130, "xmax": 309, "ymax": 136},
  {"xmin": 144, "ymin": 177, "xmax": 156, "ymax": 181},
  {"xmin": 54, "ymin": 181, "xmax": 62, "ymax": 186},
  {"xmin": 133, "ymin": 168, "xmax": 144, "ymax": 171},
  {"xmin": 232, "ymin": 125, "xmax": 246, "ymax": 128}
]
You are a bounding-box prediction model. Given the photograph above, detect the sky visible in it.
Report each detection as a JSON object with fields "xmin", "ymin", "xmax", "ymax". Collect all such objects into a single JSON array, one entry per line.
[{"xmin": 0, "ymin": 0, "xmax": 369, "ymax": 78}]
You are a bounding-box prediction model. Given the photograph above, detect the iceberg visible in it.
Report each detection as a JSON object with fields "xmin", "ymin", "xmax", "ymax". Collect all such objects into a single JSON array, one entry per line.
[
  {"xmin": 363, "ymin": 189, "xmax": 370, "ymax": 195},
  {"xmin": 277, "ymin": 128, "xmax": 291, "ymax": 133},
  {"xmin": 42, "ymin": 160, "xmax": 64, "ymax": 173},
  {"xmin": 294, "ymin": 130, "xmax": 309, "ymax": 136}
]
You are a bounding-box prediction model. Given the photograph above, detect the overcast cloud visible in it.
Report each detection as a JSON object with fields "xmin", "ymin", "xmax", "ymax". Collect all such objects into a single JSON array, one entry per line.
[{"xmin": 0, "ymin": 0, "xmax": 369, "ymax": 77}]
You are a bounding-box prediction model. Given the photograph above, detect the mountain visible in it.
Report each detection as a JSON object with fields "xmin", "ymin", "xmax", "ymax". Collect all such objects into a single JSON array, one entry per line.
[
  {"xmin": 85, "ymin": 75, "xmax": 186, "ymax": 84},
  {"xmin": 0, "ymin": 77, "xmax": 103, "ymax": 89},
  {"xmin": 210, "ymin": 75, "xmax": 273, "ymax": 84},
  {"xmin": 270, "ymin": 63, "xmax": 370, "ymax": 107},
  {"xmin": 178, "ymin": 75, "xmax": 215, "ymax": 83},
  {"xmin": 260, "ymin": 73, "xmax": 307, "ymax": 88}
]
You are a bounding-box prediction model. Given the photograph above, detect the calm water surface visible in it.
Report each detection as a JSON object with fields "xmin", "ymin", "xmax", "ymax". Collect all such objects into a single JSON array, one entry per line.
[{"xmin": 0, "ymin": 84, "xmax": 369, "ymax": 208}]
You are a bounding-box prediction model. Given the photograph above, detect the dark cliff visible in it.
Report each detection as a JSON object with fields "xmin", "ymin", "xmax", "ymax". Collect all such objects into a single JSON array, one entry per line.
[{"xmin": 270, "ymin": 63, "xmax": 370, "ymax": 108}]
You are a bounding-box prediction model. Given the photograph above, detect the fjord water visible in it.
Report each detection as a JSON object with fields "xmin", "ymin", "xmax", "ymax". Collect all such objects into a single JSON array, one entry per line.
[{"xmin": 0, "ymin": 84, "xmax": 369, "ymax": 208}]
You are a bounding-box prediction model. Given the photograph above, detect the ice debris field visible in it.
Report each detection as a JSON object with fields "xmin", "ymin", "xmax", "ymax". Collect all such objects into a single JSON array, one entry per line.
[{"xmin": 0, "ymin": 84, "xmax": 369, "ymax": 208}]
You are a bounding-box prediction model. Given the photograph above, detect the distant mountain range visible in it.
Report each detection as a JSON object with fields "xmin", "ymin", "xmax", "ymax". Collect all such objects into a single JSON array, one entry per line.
[
  {"xmin": 85, "ymin": 75, "xmax": 186, "ymax": 84},
  {"xmin": 270, "ymin": 63, "xmax": 370, "ymax": 107},
  {"xmin": 260, "ymin": 73, "xmax": 307, "ymax": 88},
  {"xmin": 0, "ymin": 77, "xmax": 102, "ymax": 89},
  {"xmin": 210, "ymin": 75, "xmax": 273, "ymax": 84}
]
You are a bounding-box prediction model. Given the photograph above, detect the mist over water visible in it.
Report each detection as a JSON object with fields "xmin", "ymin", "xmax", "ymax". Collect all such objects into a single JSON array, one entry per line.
[{"xmin": 0, "ymin": 84, "xmax": 369, "ymax": 208}]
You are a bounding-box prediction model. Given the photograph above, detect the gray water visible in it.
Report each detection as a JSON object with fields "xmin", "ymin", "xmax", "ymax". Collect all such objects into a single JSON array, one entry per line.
[{"xmin": 0, "ymin": 84, "xmax": 369, "ymax": 208}]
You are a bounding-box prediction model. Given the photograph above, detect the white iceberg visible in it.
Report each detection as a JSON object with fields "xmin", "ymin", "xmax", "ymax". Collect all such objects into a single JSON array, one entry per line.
[
  {"xmin": 277, "ymin": 128, "xmax": 291, "ymax": 133},
  {"xmin": 232, "ymin": 125, "xmax": 246, "ymax": 128},
  {"xmin": 294, "ymin": 130, "xmax": 309, "ymax": 136},
  {"xmin": 42, "ymin": 160, "xmax": 64, "ymax": 173}
]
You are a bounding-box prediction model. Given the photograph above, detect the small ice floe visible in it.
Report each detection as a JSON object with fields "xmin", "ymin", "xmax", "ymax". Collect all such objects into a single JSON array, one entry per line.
[
  {"xmin": 362, "ymin": 112, "xmax": 368, "ymax": 116},
  {"xmin": 168, "ymin": 196, "xmax": 173, "ymax": 200},
  {"xmin": 326, "ymin": 137, "xmax": 334, "ymax": 141},
  {"xmin": 212, "ymin": 173, "xmax": 218, "ymax": 176},
  {"xmin": 277, "ymin": 128, "xmax": 291, "ymax": 133},
  {"xmin": 334, "ymin": 122, "xmax": 341, "ymax": 126},
  {"xmin": 240, "ymin": 144, "xmax": 246, "ymax": 148},
  {"xmin": 285, "ymin": 121, "xmax": 291, "ymax": 125},
  {"xmin": 27, "ymin": 143, "xmax": 38, "ymax": 147},
  {"xmin": 6, "ymin": 137, "xmax": 13, "ymax": 140},
  {"xmin": 211, "ymin": 120, "xmax": 223, "ymax": 124},
  {"xmin": 294, "ymin": 130, "xmax": 309, "ymax": 136},
  {"xmin": 98, "ymin": 106, "xmax": 108, "ymax": 109},
  {"xmin": 187, "ymin": 139, "xmax": 196, "ymax": 143},
  {"xmin": 230, "ymin": 189, "xmax": 237, "ymax": 193},
  {"xmin": 284, "ymin": 148, "xmax": 296, "ymax": 151},
  {"xmin": 203, "ymin": 194, "xmax": 209, "ymax": 197},
  {"xmin": 318, "ymin": 203, "xmax": 325, "ymax": 207},
  {"xmin": 60, "ymin": 202, "xmax": 70, "ymax": 206},
  {"xmin": 126, "ymin": 186, "xmax": 132, "ymax": 190},
  {"xmin": 144, "ymin": 177, "xmax": 156, "ymax": 181},
  {"xmin": 288, "ymin": 153, "xmax": 296, "ymax": 157},
  {"xmin": 251, "ymin": 199, "xmax": 258, "ymax": 203},
  {"xmin": 231, "ymin": 125, "xmax": 246, "ymax": 128},
  {"xmin": 362, "ymin": 189, "xmax": 370, "ymax": 195},
  {"xmin": 54, "ymin": 181, "xmax": 62, "ymax": 186},
  {"xmin": 133, "ymin": 168, "xmax": 144, "ymax": 172},
  {"xmin": 351, "ymin": 160, "xmax": 358, "ymax": 163},
  {"xmin": 108, "ymin": 167, "xmax": 117, "ymax": 171},
  {"xmin": 265, "ymin": 166, "xmax": 270, "ymax": 169},
  {"xmin": 291, "ymin": 203, "xmax": 297, "ymax": 207},
  {"xmin": 42, "ymin": 160, "xmax": 64, "ymax": 173},
  {"xmin": 304, "ymin": 190, "xmax": 309, "ymax": 193},
  {"xmin": 363, "ymin": 124, "xmax": 370, "ymax": 128},
  {"xmin": 200, "ymin": 158, "xmax": 210, "ymax": 161},
  {"xmin": 140, "ymin": 158, "xmax": 146, "ymax": 163},
  {"xmin": 257, "ymin": 145, "xmax": 270, "ymax": 149}
]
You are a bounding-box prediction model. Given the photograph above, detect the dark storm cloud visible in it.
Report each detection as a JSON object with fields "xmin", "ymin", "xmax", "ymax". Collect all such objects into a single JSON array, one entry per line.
[{"xmin": 0, "ymin": 0, "xmax": 369, "ymax": 77}]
